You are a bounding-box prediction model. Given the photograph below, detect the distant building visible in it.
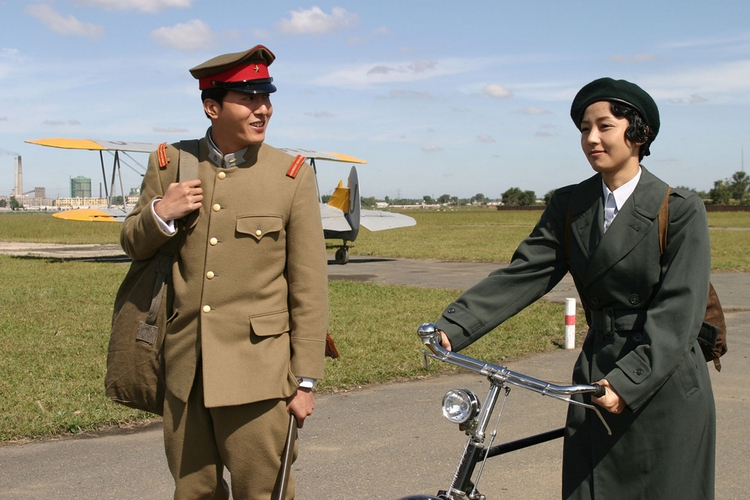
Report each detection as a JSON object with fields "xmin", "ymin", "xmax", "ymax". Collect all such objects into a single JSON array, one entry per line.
[
  {"xmin": 70, "ymin": 176, "xmax": 92, "ymax": 198},
  {"xmin": 55, "ymin": 197, "xmax": 108, "ymax": 208}
]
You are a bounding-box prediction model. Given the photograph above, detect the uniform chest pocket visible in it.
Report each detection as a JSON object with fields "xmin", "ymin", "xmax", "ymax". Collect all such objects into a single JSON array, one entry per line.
[{"xmin": 236, "ymin": 215, "xmax": 283, "ymax": 241}]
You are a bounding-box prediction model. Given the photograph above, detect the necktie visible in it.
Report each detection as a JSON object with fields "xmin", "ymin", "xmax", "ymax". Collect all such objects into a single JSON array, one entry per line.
[{"xmin": 604, "ymin": 192, "xmax": 617, "ymax": 233}]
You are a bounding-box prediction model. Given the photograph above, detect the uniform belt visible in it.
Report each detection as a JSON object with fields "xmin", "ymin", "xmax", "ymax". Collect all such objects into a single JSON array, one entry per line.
[{"xmin": 590, "ymin": 308, "xmax": 647, "ymax": 334}]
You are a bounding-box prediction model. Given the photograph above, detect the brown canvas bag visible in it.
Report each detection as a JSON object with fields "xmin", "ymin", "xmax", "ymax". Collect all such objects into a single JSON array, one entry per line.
[
  {"xmin": 659, "ymin": 188, "xmax": 727, "ymax": 371},
  {"xmin": 104, "ymin": 140, "xmax": 199, "ymax": 414}
]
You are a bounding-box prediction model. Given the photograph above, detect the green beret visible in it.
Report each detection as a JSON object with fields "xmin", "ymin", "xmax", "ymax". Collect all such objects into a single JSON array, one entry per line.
[{"xmin": 570, "ymin": 77, "xmax": 659, "ymax": 138}]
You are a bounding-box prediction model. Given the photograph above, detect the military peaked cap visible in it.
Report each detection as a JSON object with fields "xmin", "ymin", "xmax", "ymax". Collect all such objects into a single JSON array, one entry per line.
[{"xmin": 190, "ymin": 45, "xmax": 277, "ymax": 94}]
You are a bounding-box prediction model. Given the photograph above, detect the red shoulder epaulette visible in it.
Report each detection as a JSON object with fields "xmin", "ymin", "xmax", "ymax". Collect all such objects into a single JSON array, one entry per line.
[
  {"xmin": 157, "ymin": 142, "xmax": 169, "ymax": 169},
  {"xmin": 286, "ymin": 155, "xmax": 305, "ymax": 179}
]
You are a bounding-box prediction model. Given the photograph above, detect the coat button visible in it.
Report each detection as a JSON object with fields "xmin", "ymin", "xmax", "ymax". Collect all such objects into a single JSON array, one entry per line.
[
  {"xmin": 628, "ymin": 294, "xmax": 641, "ymax": 305},
  {"xmin": 633, "ymin": 333, "xmax": 643, "ymax": 343},
  {"xmin": 206, "ymin": 271, "xmax": 214, "ymax": 279},
  {"xmin": 212, "ymin": 204, "xmax": 221, "ymax": 212},
  {"xmin": 218, "ymin": 171, "xmax": 226, "ymax": 180},
  {"xmin": 447, "ymin": 307, "xmax": 455, "ymax": 314},
  {"xmin": 255, "ymin": 229, "xmax": 262, "ymax": 236},
  {"xmin": 210, "ymin": 237, "xmax": 218, "ymax": 246},
  {"xmin": 590, "ymin": 297, "xmax": 600, "ymax": 306},
  {"xmin": 634, "ymin": 368, "xmax": 644, "ymax": 376},
  {"xmin": 203, "ymin": 305, "xmax": 211, "ymax": 313}
]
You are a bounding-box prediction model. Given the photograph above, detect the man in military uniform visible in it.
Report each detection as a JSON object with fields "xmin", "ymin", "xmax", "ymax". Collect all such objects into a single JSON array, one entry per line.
[{"xmin": 121, "ymin": 46, "xmax": 329, "ymax": 499}]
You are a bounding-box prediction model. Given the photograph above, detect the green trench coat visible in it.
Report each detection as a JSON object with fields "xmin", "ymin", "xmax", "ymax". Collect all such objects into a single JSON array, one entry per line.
[{"xmin": 437, "ymin": 167, "xmax": 715, "ymax": 499}]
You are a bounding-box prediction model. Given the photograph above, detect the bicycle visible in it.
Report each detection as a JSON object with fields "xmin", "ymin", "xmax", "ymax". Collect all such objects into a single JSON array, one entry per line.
[{"xmin": 397, "ymin": 323, "xmax": 611, "ymax": 500}]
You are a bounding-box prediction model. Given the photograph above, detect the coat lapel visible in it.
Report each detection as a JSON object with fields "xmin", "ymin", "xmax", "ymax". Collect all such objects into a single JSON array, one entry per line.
[
  {"xmin": 569, "ymin": 174, "xmax": 604, "ymax": 262},
  {"xmin": 583, "ymin": 167, "xmax": 668, "ymax": 286}
]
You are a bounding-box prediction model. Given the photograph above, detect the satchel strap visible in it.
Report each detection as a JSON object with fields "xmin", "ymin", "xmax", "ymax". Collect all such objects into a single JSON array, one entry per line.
[
  {"xmin": 658, "ymin": 187, "xmax": 671, "ymax": 255},
  {"xmin": 144, "ymin": 140, "xmax": 201, "ymax": 328},
  {"xmin": 178, "ymin": 140, "xmax": 200, "ymax": 182}
]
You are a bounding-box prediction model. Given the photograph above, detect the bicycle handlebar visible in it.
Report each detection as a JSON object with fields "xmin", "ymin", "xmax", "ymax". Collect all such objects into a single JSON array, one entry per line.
[{"xmin": 418, "ymin": 322, "xmax": 608, "ymax": 402}]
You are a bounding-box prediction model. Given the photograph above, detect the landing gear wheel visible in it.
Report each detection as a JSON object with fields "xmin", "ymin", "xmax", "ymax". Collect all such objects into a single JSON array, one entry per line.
[{"xmin": 335, "ymin": 246, "xmax": 350, "ymax": 265}]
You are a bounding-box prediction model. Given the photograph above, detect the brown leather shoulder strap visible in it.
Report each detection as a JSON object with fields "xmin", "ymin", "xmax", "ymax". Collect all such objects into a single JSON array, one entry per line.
[{"xmin": 658, "ymin": 187, "xmax": 671, "ymax": 255}]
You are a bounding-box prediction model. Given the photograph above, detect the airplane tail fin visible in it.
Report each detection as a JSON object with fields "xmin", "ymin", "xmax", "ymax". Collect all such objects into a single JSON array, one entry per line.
[
  {"xmin": 326, "ymin": 180, "xmax": 350, "ymax": 212},
  {"xmin": 324, "ymin": 166, "xmax": 360, "ymax": 242}
]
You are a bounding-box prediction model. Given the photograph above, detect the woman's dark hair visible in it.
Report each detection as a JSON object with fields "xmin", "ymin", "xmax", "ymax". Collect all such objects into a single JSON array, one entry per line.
[
  {"xmin": 609, "ymin": 101, "xmax": 655, "ymax": 161},
  {"xmin": 201, "ymin": 88, "xmax": 229, "ymax": 118}
]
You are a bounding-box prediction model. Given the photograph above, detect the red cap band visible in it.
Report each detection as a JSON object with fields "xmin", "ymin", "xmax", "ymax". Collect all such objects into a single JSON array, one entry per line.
[{"xmin": 199, "ymin": 62, "xmax": 270, "ymax": 90}]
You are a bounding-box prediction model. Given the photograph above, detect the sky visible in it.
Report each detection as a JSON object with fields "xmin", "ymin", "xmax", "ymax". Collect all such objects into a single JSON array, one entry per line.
[{"xmin": 2, "ymin": 0, "xmax": 750, "ymax": 201}]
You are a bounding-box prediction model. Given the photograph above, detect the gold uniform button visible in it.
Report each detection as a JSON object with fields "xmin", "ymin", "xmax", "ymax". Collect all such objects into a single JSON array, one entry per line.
[
  {"xmin": 255, "ymin": 229, "xmax": 262, "ymax": 236},
  {"xmin": 206, "ymin": 271, "xmax": 215, "ymax": 279},
  {"xmin": 218, "ymin": 171, "xmax": 226, "ymax": 180},
  {"xmin": 212, "ymin": 204, "xmax": 221, "ymax": 212},
  {"xmin": 209, "ymin": 237, "xmax": 218, "ymax": 246},
  {"xmin": 202, "ymin": 305, "xmax": 211, "ymax": 313}
]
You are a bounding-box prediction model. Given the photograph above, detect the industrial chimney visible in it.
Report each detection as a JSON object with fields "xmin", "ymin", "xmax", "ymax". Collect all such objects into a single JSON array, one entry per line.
[{"xmin": 13, "ymin": 155, "xmax": 23, "ymax": 198}]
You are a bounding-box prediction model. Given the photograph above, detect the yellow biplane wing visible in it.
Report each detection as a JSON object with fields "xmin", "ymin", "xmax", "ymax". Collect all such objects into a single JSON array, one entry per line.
[
  {"xmin": 25, "ymin": 138, "xmax": 160, "ymax": 153},
  {"xmin": 27, "ymin": 138, "xmax": 415, "ymax": 263}
]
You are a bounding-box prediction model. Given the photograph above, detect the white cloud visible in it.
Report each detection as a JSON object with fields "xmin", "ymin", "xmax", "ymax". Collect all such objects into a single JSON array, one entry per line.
[
  {"xmin": 315, "ymin": 57, "xmax": 476, "ymax": 87},
  {"xmin": 523, "ymin": 106, "xmax": 550, "ymax": 115},
  {"xmin": 151, "ymin": 20, "xmax": 216, "ymax": 52},
  {"xmin": 689, "ymin": 94, "xmax": 708, "ymax": 103},
  {"xmin": 641, "ymin": 59, "xmax": 750, "ymax": 100},
  {"xmin": 373, "ymin": 26, "xmax": 392, "ymax": 36},
  {"xmin": 26, "ymin": 4, "xmax": 104, "ymax": 40},
  {"xmin": 154, "ymin": 127, "xmax": 189, "ymax": 133},
  {"xmin": 422, "ymin": 145, "xmax": 442, "ymax": 153},
  {"xmin": 477, "ymin": 134, "xmax": 496, "ymax": 143},
  {"xmin": 610, "ymin": 54, "xmax": 658, "ymax": 63},
  {"xmin": 252, "ymin": 28, "xmax": 271, "ymax": 39},
  {"xmin": 73, "ymin": 0, "xmax": 192, "ymax": 13},
  {"xmin": 305, "ymin": 111, "xmax": 336, "ymax": 118},
  {"xmin": 483, "ymin": 83, "xmax": 513, "ymax": 98},
  {"xmin": 375, "ymin": 89, "xmax": 435, "ymax": 100},
  {"xmin": 0, "ymin": 48, "xmax": 24, "ymax": 79},
  {"xmin": 276, "ymin": 6, "xmax": 358, "ymax": 35}
]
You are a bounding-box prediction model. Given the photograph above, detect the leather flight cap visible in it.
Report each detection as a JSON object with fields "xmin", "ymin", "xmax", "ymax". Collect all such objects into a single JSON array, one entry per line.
[
  {"xmin": 190, "ymin": 45, "xmax": 277, "ymax": 94},
  {"xmin": 570, "ymin": 77, "xmax": 659, "ymax": 138}
]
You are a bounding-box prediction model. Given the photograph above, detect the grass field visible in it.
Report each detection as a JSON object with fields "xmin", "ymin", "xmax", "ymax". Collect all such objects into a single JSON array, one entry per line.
[
  {"xmin": 0, "ymin": 254, "xmax": 581, "ymax": 441},
  {"xmin": 0, "ymin": 208, "xmax": 747, "ymax": 441},
  {"xmin": 3, "ymin": 210, "xmax": 749, "ymax": 270}
]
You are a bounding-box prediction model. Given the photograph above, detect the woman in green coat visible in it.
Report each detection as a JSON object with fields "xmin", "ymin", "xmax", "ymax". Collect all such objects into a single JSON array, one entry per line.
[{"xmin": 435, "ymin": 78, "xmax": 716, "ymax": 499}]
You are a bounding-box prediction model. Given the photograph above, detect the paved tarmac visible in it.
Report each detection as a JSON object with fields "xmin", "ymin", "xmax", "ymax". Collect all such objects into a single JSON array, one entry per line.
[{"xmin": 0, "ymin": 252, "xmax": 748, "ymax": 499}]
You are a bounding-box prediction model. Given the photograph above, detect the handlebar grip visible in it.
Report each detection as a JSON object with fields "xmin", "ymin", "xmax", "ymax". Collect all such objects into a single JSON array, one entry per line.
[{"xmin": 592, "ymin": 384, "xmax": 606, "ymax": 398}]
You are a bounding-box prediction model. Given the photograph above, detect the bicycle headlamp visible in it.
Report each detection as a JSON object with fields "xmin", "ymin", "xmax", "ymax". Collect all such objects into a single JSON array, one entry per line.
[{"xmin": 441, "ymin": 388, "xmax": 480, "ymax": 424}]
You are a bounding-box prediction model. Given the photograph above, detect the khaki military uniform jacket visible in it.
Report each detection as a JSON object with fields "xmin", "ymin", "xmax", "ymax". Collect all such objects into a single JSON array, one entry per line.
[
  {"xmin": 437, "ymin": 167, "xmax": 715, "ymax": 499},
  {"xmin": 121, "ymin": 136, "xmax": 328, "ymax": 408}
]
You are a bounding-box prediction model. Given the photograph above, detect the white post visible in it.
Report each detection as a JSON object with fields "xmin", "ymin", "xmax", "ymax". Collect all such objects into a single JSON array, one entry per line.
[{"xmin": 564, "ymin": 298, "xmax": 576, "ymax": 349}]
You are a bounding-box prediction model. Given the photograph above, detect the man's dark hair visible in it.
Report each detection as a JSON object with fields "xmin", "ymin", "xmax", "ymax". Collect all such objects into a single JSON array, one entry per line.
[
  {"xmin": 609, "ymin": 101, "xmax": 655, "ymax": 161},
  {"xmin": 201, "ymin": 88, "xmax": 229, "ymax": 118}
]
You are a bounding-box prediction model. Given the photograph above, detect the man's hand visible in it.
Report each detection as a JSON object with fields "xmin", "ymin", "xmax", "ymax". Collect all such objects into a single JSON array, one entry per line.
[
  {"xmin": 592, "ymin": 378, "xmax": 626, "ymax": 414},
  {"xmin": 286, "ymin": 387, "xmax": 314, "ymax": 428},
  {"xmin": 154, "ymin": 179, "xmax": 203, "ymax": 222}
]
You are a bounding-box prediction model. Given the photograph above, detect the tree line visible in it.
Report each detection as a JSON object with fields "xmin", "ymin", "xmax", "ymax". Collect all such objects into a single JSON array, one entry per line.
[{"xmin": 361, "ymin": 170, "xmax": 750, "ymax": 208}]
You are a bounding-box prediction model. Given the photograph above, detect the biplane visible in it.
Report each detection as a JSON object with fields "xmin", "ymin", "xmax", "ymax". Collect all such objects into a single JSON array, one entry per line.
[{"xmin": 25, "ymin": 138, "xmax": 416, "ymax": 264}]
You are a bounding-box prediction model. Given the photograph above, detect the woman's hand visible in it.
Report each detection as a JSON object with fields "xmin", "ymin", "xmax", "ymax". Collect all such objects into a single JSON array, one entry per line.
[
  {"xmin": 438, "ymin": 330, "xmax": 452, "ymax": 351},
  {"xmin": 592, "ymin": 378, "xmax": 626, "ymax": 414}
]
